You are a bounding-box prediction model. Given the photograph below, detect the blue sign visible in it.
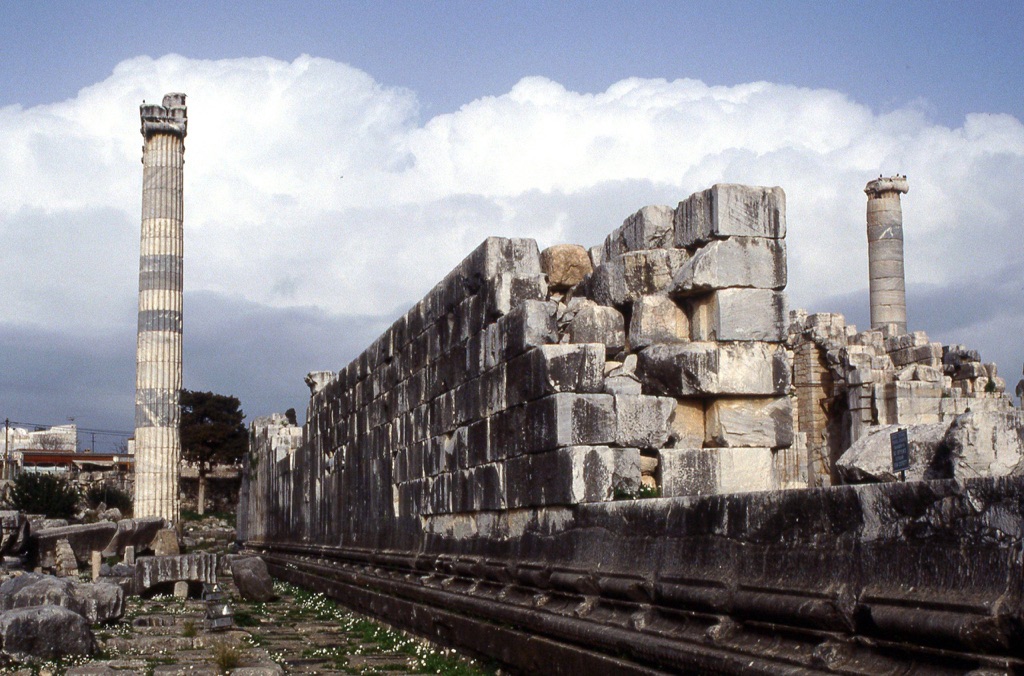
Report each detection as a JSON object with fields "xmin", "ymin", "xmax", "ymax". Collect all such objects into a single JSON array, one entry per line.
[{"xmin": 890, "ymin": 428, "xmax": 910, "ymax": 473}]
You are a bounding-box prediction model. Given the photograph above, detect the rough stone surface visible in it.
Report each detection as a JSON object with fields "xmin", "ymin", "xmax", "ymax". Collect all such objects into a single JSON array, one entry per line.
[
  {"xmin": 670, "ymin": 237, "xmax": 786, "ymax": 295},
  {"xmin": 836, "ymin": 423, "xmax": 948, "ymax": 483},
  {"xmin": 659, "ymin": 447, "xmax": 776, "ymax": 497},
  {"xmin": 54, "ymin": 538, "xmax": 79, "ymax": 577},
  {"xmin": 0, "ymin": 605, "xmax": 95, "ymax": 660},
  {"xmin": 690, "ymin": 288, "xmax": 787, "ymax": 342},
  {"xmin": 638, "ymin": 342, "xmax": 790, "ymax": 396},
  {"xmin": 942, "ymin": 410, "xmax": 1024, "ymax": 478},
  {"xmin": 705, "ymin": 397, "xmax": 794, "ymax": 448},
  {"xmin": 0, "ymin": 512, "xmax": 28, "ymax": 557},
  {"xmin": 230, "ymin": 556, "xmax": 274, "ymax": 602},
  {"xmin": 674, "ymin": 184, "xmax": 786, "ymax": 248},
  {"xmin": 2, "ymin": 575, "xmax": 125, "ymax": 623},
  {"xmin": 567, "ymin": 303, "xmax": 625, "ymax": 355},
  {"xmin": 134, "ymin": 554, "xmax": 217, "ymax": 597},
  {"xmin": 629, "ymin": 295, "xmax": 689, "ymax": 348},
  {"xmin": 33, "ymin": 522, "xmax": 118, "ymax": 569},
  {"xmin": 540, "ymin": 244, "xmax": 593, "ymax": 290},
  {"xmin": 102, "ymin": 517, "xmax": 166, "ymax": 557},
  {"xmin": 151, "ymin": 528, "xmax": 180, "ymax": 556}
]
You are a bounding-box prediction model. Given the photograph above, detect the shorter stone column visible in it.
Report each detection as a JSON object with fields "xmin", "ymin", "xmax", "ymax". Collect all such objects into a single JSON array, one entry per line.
[{"xmin": 864, "ymin": 175, "xmax": 909, "ymax": 334}]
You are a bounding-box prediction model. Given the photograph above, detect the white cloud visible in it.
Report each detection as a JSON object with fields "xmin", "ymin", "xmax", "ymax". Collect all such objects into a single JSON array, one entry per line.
[{"xmin": 1, "ymin": 54, "xmax": 1022, "ymax": 383}]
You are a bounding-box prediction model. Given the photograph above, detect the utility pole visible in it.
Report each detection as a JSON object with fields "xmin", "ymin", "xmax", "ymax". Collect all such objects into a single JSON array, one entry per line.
[{"xmin": 4, "ymin": 419, "xmax": 9, "ymax": 481}]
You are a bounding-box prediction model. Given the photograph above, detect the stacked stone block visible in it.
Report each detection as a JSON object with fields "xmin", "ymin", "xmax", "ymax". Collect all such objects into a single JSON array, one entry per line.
[{"xmin": 580, "ymin": 184, "xmax": 795, "ymax": 498}]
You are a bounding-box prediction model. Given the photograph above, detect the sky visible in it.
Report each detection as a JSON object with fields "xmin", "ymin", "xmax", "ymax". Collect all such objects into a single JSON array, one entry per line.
[{"xmin": 1, "ymin": 1, "xmax": 1022, "ymax": 449}]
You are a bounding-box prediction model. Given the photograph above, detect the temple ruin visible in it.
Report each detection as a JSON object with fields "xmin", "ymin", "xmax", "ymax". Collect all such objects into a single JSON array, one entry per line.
[
  {"xmin": 133, "ymin": 93, "xmax": 187, "ymax": 522},
  {"xmin": 241, "ymin": 181, "xmax": 1023, "ymax": 673}
]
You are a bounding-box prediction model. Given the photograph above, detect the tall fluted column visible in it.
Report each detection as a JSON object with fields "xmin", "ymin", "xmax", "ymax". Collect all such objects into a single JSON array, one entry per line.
[
  {"xmin": 134, "ymin": 93, "xmax": 187, "ymax": 522},
  {"xmin": 864, "ymin": 174, "xmax": 909, "ymax": 335}
]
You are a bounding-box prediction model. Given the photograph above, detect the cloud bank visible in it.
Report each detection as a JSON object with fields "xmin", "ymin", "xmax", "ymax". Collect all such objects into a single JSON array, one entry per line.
[{"xmin": 1, "ymin": 54, "xmax": 1021, "ymax": 437}]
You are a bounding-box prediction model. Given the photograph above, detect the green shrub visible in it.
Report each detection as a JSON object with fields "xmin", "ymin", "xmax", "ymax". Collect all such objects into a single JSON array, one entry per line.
[
  {"xmin": 9, "ymin": 473, "xmax": 80, "ymax": 519},
  {"xmin": 85, "ymin": 483, "xmax": 133, "ymax": 516}
]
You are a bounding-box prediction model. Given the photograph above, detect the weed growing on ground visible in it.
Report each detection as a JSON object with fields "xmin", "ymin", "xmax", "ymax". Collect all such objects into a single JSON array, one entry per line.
[{"xmin": 212, "ymin": 641, "xmax": 242, "ymax": 672}]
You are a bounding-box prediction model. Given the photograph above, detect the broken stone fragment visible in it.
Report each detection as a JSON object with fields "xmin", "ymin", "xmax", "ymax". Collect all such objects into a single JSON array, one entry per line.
[
  {"xmin": 540, "ymin": 244, "xmax": 593, "ymax": 291},
  {"xmin": 230, "ymin": 556, "xmax": 275, "ymax": 602},
  {"xmin": 835, "ymin": 422, "xmax": 948, "ymax": 483},
  {"xmin": 668, "ymin": 399, "xmax": 705, "ymax": 448},
  {"xmin": 0, "ymin": 605, "xmax": 95, "ymax": 661},
  {"xmin": 620, "ymin": 205, "xmax": 675, "ymax": 252},
  {"xmin": 621, "ymin": 249, "xmax": 690, "ymax": 298}
]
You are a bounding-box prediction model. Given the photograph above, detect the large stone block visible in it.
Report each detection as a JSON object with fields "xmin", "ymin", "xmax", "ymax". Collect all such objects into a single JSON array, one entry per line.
[
  {"xmin": 621, "ymin": 205, "xmax": 675, "ymax": 252},
  {"xmin": 567, "ymin": 303, "xmax": 625, "ymax": 355},
  {"xmin": 689, "ymin": 289, "xmax": 787, "ymax": 342},
  {"xmin": 705, "ymin": 397, "xmax": 794, "ymax": 448},
  {"xmin": 134, "ymin": 553, "xmax": 218, "ymax": 597},
  {"xmin": 629, "ymin": 296, "xmax": 689, "ymax": 349},
  {"xmin": 521, "ymin": 393, "xmax": 617, "ymax": 453},
  {"xmin": 669, "ymin": 237, "xmax": 786, "ymax": 296},
  {"xmin": 32, "ymin": 522, "xmax": 118, "ymax": 569},
  {"xmin": 659, "ymin": 447, "xmax": 775, "ymax": 497},
  {"xmin": 614, "ymin": 395, "xmax": 676, "ymax": 449},
  {"xmin": 637, "ymin": 342, "xmax": 790, "ymax": 396},
  {"xmin": 506, "ymin": 344, "xmax": 606, "ymax": 407},
  {"xmin": 0, "ymin": 605, "xmax": 95, "ymax": 660},
  {"xmin": 507, "ymin": 446, "xmax": 640, "ymax": 506},
  {"xmin": 482, "ymin": 299, "xmax": 558, "ymax": 369},
  {"xmin": 675, "ymin": 184, "xmax": 786, "ymax": 248},
  {"xmin": 540, "ymin": 244, "xmax": 593, "ymax": 291},
  {"xmin": 621, "ymin": 249, "xmax": 690, "ymax": 299},
  {"xmin": 669, "ymin": 399, "xmax": 705, "ymax": 448}
]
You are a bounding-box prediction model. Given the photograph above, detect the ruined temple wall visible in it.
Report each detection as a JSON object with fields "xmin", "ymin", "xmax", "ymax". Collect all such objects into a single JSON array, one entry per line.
[{"xmin": 246, "ymin": 184, "xmax": 802, "ymax": 550}]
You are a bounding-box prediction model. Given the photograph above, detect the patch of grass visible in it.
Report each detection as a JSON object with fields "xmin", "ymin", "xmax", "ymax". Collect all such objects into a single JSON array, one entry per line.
[
  {"xmin": 182, "ymin": 619, "xmax": 197, "ymax": 637},
  {"xmin": 232, "ymin": 609, "xmax": 260, "ymax": 627},
  {"xmin": 212, "ymin": 641, "xmax": 242, "ymax": 672}
]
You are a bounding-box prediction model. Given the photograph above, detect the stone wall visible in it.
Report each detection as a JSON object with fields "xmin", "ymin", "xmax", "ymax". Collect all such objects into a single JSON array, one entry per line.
[{"xmin": 242, "ymin": 185, "xmax": 1024, "ymax": 673}]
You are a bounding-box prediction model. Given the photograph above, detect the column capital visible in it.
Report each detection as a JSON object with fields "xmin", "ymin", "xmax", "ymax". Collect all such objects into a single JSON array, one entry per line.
[
  {"xmin": 140, "ymin": 93, "xmax": 187, "ymax": 140},
  {"xmin": 864, "ymin": 174, "xmax": 908, "ymax": 197}
]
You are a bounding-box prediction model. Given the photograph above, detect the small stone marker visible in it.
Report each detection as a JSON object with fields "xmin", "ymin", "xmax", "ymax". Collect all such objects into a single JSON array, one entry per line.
[
  {"xmin": 173, "ymin": 581, "xmax": 189, "ymax": 599},
  {"xmin": 151, "ymin": 528, "xmax": 180, "ymax": 556},
  {"xmin": 890, "ymin": 428, "xmax": 910, "ymax": 478},
  {"xmin": 123, "ymin": 545, "xmax": 135, "ymax": 565},
  {"xmin": 91, "ymin": 550, "xmax": 101, "ymax": 581}
]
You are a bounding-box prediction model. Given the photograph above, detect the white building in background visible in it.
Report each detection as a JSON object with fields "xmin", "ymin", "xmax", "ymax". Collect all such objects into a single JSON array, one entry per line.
[{"xmin": 3, "ymin": 424, "xmax": 77, "ymax": 454}]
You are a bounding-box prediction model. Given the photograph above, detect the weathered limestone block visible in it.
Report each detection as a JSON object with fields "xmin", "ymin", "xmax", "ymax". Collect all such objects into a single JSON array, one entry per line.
[
  {"xmin": 603, "ymin": 355, "xmax": 642, "ymax": 395},
  {"xmin": 620, "ymin": 205, "xmax": 675, "ymax": 252},
  {"xmin": 621, "ymin": 249, "xmax": 690, "ymax": 298},
  {"xmin": 0, "ymin": 606, "xmax": 95, "ymax": 660},
  {"xmin": 1, "ymin": 574, "xmax": 125, "ymax": 623},
  {"xmin": 705, "ymin": 397, "xmax": 794, "ymax": 449},
  {"xmin": 637, "ymin": 342, "xmax": 790, "ymax": 396},
  {"xmin": 567, "ymin": 303, "xmax": 625, "ymax": 355},
  {"xmin": 482, "ymin": 300, "xmax": 558, "ymax": 369},
  {"xmin": 669, "ymin": 237, "xmax": 786, "ymax": 296},
  {"xmin": 101, "ymin": 517, "xmax": 166, "ymax": 557},
  {"xmin": 836, "ymin": 423, "xmax": 948, "ymax": 483},
  {"xmin": 54, "ymin": 539, "xmax": 78, "ymax": 578},
  {"xmin": 689, "ymin": 289, "xmax": 787, "ymax": 342},
  {"xmin": 151, "ymin": 528, "xmax": 180, "ymax": 556},
  {"xmin": 0, "ymin": 512, "xmax": 28, "ymax": 557},
  {"xmin": 659, "ymin": 447, "xmax": 775, "ymax": 497},
  {"xmin": 230, "ymin": 556, "xmax": 275, "ymax": 602},
  {"xmin": 629, "ymin": 296, "xmax": 689, "ymax": 349},
  {"xmin": 668, "ymin": 399, "xmax": 705, "ymax": 448},
  {"xmin": 943, "ymin": 411, "xmax": 1024, "ymax": 478},
  {"xmin": 487, "ymin": 273, "xmax": 548, "ymax": 318},
  {"xmin": 134, "ymin": 553, "xmax": 217, "ymax": 597},
  {"xmin": 520, "ymin": 393, "xmax": 617, "ymax": 454},
  {"xmin": 304, "ymin": 371, "xmax": 335, "ymax": 395},
  {"xmin": 32, "ymin": 522, "xmax": 118, "ymax": 569},
  {"xmin": 507, "ymin": 446, "xmax": 640, "ymax": 506},
  {"xmin": 614, "ymin": 395, "xmax": 676, "ymax": 449},
  {"xmin": 587, "ymin": 255, "xmax": 628, "ymax": 308},
  {"xmin": 506, "ymin": 344, "xmax": 605, "ymax": 407},
  {"xmin": 540, "ymin": 244, "xmax": 593, "ymax": 290},
  {"xmin": 675, "ymin": 184, "xmax": 786, "ymax": 248}
]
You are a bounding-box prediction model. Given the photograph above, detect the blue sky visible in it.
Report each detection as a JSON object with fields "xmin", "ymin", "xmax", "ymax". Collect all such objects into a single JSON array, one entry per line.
[{"xmin": 1, "ymin": 2, "xmax": 1022, "ymax": 447}]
